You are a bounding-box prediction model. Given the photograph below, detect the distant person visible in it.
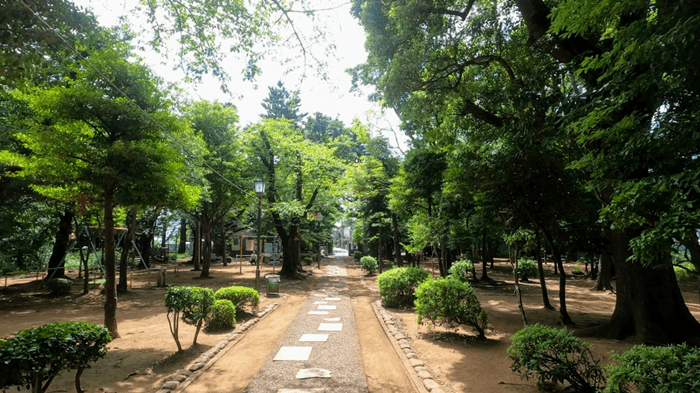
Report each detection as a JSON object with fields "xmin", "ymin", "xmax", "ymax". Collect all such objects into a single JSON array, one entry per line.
[{"xmin": 250, "ymin": 251, "xmax": 257, "ymax": 265}]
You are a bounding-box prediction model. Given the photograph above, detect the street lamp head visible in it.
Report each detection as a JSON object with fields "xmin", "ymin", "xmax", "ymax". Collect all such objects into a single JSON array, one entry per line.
[{"xmin": 254, "ymin": 178, "xmax": 266, "ymax": 195}]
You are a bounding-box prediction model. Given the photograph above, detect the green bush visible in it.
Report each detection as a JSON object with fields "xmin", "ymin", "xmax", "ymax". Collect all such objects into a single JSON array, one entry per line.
[
  {"xmin": 448, "ymin": 258, "xmax": 474, "ymax": 282},
  {"xmin": 46, "ymin": 277, "xmax": 73, "ymax": 295},
  {"xmin": 507, "ymin": 324, "xmax": 606, "ymax": 393},
  {"xmin": 354, "ymin": 251, "xmax": 363, "ymax": 261},
  {"xmin": 360, "ymin": 256, "xmax": 378, "ymax": 274},
  {"xmin": 165, "ymin": 286, "xmax": 215, "ymax": 351},
  {"xmin": 414, "ymin": 277, "xmax": 488, "ymax": 338},
  {"xmin": 215, "ymin": 286, "xmax": 260, "ymax": 311},
  {"xmin": 674, "ymin": 262, "xmax": 696, "ymax": 281},
  {"xmin": 207, "ymin": 299, "xmax": 236, "ymax": 331},
  {"xmin": 0, "ymin": 322, "xmax": 111, "ymax": 393},
  {"xmin": 604, "ymin": 343, "xmax": 700, "ymax": 393},
  {"xmin": 515, "ymin": 259, "xmax": 537, "ymax": 281},
  {"xmin": 573, "ymin": 263, "xmax": 584, "ymax": 275},
  {"xmin": 376, "ymin": 266, "xmax": 431, "ymax": 307}
]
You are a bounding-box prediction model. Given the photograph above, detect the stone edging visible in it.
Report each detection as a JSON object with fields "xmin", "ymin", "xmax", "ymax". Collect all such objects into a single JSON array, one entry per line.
[
  {"xmin": 155, "ymin": 302, "xmax": 281, "ymax": 393},
  {"xmin": 371, "ymin": 300, "xmax": 447, "ymax": 393}
]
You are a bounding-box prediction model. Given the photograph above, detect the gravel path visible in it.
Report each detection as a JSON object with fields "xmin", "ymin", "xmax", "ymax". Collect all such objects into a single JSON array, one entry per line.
[{"xmin": 245, "ymin": 258, "xmax": 368, "ymax": 393}]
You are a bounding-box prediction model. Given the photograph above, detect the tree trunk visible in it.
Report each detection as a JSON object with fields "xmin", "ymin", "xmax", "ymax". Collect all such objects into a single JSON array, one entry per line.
[
  {"xmin": 392, "ymin": 213, "xmax": 403, "ymax": 266},
  {"xmin": 200, "ymin": 224, "xmax": 212, "ymax": 278},
  {"xmin": 221, "ymin": 220, "xmax": 228, "ymax": 267},
  {"xmin": 192, "ymin": 218, "xmax": 201, "ymax": 271},
  {"xmin": 279, "ymin": 230, "xmax": 300, "ymax": 278},
  {"xmin": 480, "ymin": 229, "xmax": 490, "ymax": 281},
  {"xmin": 378, "ymin": 225, "xmax": 383, "ymax": 274},
  {"xmin": 103, "ymin": 191, "xmax": 119, "ymax": 338},
  {"xmin": 178, "ymin": 218, "xmax": 187, "ymax": 254},
  {"xmin": 118, "ymin": 209, "xmax": 136, "ymax": 294},
  {"xmin": 535, "ymin": 236, "xmax": 555, "ymax": 310},
  {"xmin": 46, "ymin": 206, "xmax": 74, "ymax": 280},
  {"xmin": 594, "ymin": 251, "xmax": 614, "ymax": 291},
  {"xmin": 552, "ymin": 248, "xmax": 574, "ymax": 325},
  {"xmin": 513, "ymin": 243, "xmax": 528, "ymax": 326},
  {"xmin": 591, "ymin": 229, "xmax": 700, "ymax": 344}
]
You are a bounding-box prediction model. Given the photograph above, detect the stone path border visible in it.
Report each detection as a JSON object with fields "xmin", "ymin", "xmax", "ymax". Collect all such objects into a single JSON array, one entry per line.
[
  {"xmin": 371, "ymin": 300, "xmax": 448, "ymax": 393},
  {"xmin": 155, "ymin": 301, "xmax": 282, "ymax": 393}
]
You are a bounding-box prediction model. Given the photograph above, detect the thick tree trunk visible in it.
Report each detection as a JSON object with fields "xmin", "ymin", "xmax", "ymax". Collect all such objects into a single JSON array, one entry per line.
[
  {"xmin": 103, "ymin": 191, "xmax": 119, "ymax": 338},
  {"xmin": 594, "ymin": 251, "xmax": 614, "ymax": 291},
  {"xmin": 178, "ymin": 218, "xmax": 187, "ymax": 254},
  {"xmin": 46, "ymin": 207, "xmax": 74, "ymax": 280},
  {"xmin": 200, "ymin": 225, "xmax": 212, "ymax": 278},
  {"xmin": 192, "ymin": 218, "xmax": 201, "ymax": 271},
  {"xmin": 280, "ymin": 231, "xmax": 300, "ymax": 278},
  {"xmin": 591, "ymin": 229, "xmax": 700, "ymax": 344},
  {"xmin": 392, "ymin": 213, "xmax": 403, "ymax": 266}
]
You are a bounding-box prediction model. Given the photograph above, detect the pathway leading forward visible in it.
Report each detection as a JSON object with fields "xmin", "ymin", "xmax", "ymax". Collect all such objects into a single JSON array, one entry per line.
[{"xmin": 245, "ymin": 259, "xmax": 369, "ymax": 393}]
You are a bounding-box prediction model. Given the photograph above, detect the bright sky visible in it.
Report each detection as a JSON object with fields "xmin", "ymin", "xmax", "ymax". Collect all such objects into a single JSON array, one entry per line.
[{"xmin": 72, "ymin": 0, "xmax": 408, "ymax": 154}]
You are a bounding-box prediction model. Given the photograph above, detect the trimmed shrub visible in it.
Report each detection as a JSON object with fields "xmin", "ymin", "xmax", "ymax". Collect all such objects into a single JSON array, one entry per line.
[
  {"xmin": 448, "ymin": 258, "xmax": 474, "ymax": 282},
  {"xmin": 414, "ymin": 277, "xmax": 488, "ymax": 338},
  {"xmin": 207, "ymin": 299, "xmax": 236, "ymax": 331},
  {"xmin": 507, "ymin": 324, "xmax": 606, "ymax": 393},
  {"xmin": 604, "ymin": 343, "xmax": 700, "ymax": 393},
  {"xmin": 165, "ymin": 286, "xmax": 215, "ymax": 351},
  {"xmin": 354, "ymin": 251, "xmax": 363, "ymax": 261},
  {"xmin": 515, "ymin": 259, "xmax": 537, "ymax": 281},
  {"xmin": 215, "ymin": 286, "xmax": 260, "ymax": 311},
  {"xmin": 46, "ymin": 277, "xmax": 72, "ymax": 295},
  {"xmin": 360, "ymin": 256, "xmax": 378, "ymax": 274},
  {"xmin": 376, "ymin": 266, "xmax": 431, "ymax": 307},
  {"xmin": 0, "ymin": 322, "xmax": 111, "ymax": 393},
  {"xmin": 674, "ymin": 262, "xmax": 696, "ymax": 281}
]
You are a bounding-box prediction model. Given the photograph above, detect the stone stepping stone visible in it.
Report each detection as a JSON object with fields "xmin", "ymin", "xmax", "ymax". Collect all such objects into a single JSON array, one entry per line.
[
  {"xmin": 296, "ymin": 368, "xmax": 332, "ymax": 379},
  {"xmin": 299, "ymin": 334, "xmax": 329, "ymax": 342},
  {"xmin": 318, "ymin": 323, "xmax": 343, "ymax": 331},
  {"xmin": 308, "ymin": 311, "xmax": 329, "ymax": 315},
  {"xmin": 273, "ymin": 346, "xmax": 312, "ymax": 361},
  {"xmin": 325, "ymin": 297, "xmax": 341, "ymax": 301},
  {"xmin": 278, "ymin": 389, "xmax": 326, "ymax": 393},
  {"xmin": 313, "ymin": 301, "xmax": 327, "ymax": 304},
  {"xmin": 317, "ymin": 305, "xmax": 337, "ymax": 310},
  {"xmin": 324, "ymin": 317, "xmax": 341, "ymax": 321}
]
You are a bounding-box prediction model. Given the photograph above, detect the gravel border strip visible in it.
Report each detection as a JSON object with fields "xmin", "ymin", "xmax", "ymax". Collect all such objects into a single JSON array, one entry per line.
[
  {"xmin": 155, "ymin": 300, "xmax": 282, "ymax": 393},
  {"xmin": 371, "ymin": 300, "xmax": 448, "ymax": 393}
]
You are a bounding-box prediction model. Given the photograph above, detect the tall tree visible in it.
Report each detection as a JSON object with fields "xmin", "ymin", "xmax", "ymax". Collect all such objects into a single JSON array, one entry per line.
[{"xmin": 261, "ymin": 81, "xmax": 307, "ymax": 126}]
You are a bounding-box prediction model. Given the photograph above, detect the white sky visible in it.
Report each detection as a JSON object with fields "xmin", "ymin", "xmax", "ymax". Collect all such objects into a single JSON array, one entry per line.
[{"xmin": 72, "ymin": 0, "xmax": 408, "ymax": 154}]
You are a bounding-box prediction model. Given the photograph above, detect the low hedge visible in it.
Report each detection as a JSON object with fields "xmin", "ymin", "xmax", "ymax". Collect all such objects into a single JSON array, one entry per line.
[
  {"xmin": 448, "ymin": 258, "xmax": 474, "ymax": 282},
  {"xmin": 214, "ymin": 286, "xmax": 260, "ymax": 311},
  {"xmin": 360, "ymin": 256, "xmax": 378, "ymax": 274},
  {"xmin": 515, "ymin": 259, "xmax": 537, "ymax": 281},
  {"xmin": 414, "ymin": 277, "xmax": 488, "ymax": 338},
  {"xmin": 0, "ymin": 322, "xmax": 111, "ymax": 393},
  {"xmin": 207, "ymin": 299, "xmax": 236, "ymax": 331},
  {"xmin": 376, "ymin": 266, "xmax": 430, "ymax": 307},
  {"xmin": 46, "ymin": 277, "xmax": 72, "ymax": 295}
]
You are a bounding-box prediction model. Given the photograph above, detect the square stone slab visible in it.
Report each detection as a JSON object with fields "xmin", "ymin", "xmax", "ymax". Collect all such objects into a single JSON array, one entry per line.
[
  {"xmin": 308, "ymin": 311, "xmax": 329, "ymax": 315},
  {"xmin": 296, "ymin": 368, "xmax": 332, "ymax": 379},
  {"xmin": 325, "ymin": 297, "xmax": 341, "ymax": 301},
  {"xmin": 273, "ymin": 346, "xmax": 312, "ymax": 361},
  {"xmin": 313, "ymin": 301, "xmax": 327, "ymax": 304},
  {"xmin": 318, "ymin": 323, "xmax": 343, "ymax": 331},
  {"xmin": 299, "ymin": 334, "xmax": 329, "ymax": 342},
  {"xmin": 317, "ymin": 305, "xmax": 337, "ymax": 310},
  {"xmin": 324, "ymin": 317, "xmax": 341, "ymax": 322}
]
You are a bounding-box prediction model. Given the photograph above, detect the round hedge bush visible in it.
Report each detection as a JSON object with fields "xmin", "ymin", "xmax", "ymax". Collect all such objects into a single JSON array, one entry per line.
[
  {"xmin": 360, "ymin": 256, "xmax": 378, "ymax": 274},
  {"xmin": 207, "ymin": 299, "xmax": 236, "ymax": 330},
  {"xmin": 515, "ymin": 259, "xmax": 537, "ymax": 281},
  {"xmin": 46, "ymin": 278, "xmax": 72, "ymax": 295},
  {"xmin": 376, "ymin": 266, "xmax": 430, "ymax": 307},
  {"xmin": 414, "ymin": 277, "xmax": 489, "ymax": 338},
  {"xmin": 214, "ymin": 286, "xmax": 259, "ymax": 311},
  {"xmin": 353, "ymin": 251, "xmax": 363, "ymax": 261},
  {"xmin": 449, "ymin": 258, "xmax": 474, "ymax": 282}
]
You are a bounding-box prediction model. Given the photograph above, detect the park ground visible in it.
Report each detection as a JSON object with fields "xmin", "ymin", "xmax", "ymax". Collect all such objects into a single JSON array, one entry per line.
[{"xmin": 1, "ymin": 256, "xmax": 700, "ymax": 393}]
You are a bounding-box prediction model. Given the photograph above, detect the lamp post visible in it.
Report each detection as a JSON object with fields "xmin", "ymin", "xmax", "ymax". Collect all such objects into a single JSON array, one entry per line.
[{"xmin": 254, "ymin": 178, "xmax": 265, "ymax": 293}]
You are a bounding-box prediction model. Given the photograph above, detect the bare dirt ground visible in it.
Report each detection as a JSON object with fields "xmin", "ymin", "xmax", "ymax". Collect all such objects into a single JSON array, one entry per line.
[{"xmin": 1, "ymin": 257, "xmax": 699, "ymax": 393}]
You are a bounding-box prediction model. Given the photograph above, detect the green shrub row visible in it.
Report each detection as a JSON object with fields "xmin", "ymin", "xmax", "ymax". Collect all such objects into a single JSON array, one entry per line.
[
  {"xmin": 508, "ymin": 324, "xmax": 700, "ymax": 393},
  {"xmin": 208, "ymin": 299, "xmax": 236, "ymax": 331},
  {"xmin": 215, "ymin": 286, "xmax": 260, "ymax": 311},
  {"xmin": 376, "ymin": 266, "xmax": 431, "ymax": 307},
  {"xmin": 0, "ymin": 322, "xmax": 111, "ymax": 393}
]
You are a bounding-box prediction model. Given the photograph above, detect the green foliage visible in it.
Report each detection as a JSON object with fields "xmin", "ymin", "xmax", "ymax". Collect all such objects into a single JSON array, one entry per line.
[
  {"xmin": 604, "ymin": 344, "xmax": 700, "ymax": 393},
  {"xmin": 354, "ymin": 251, "xmax": 363, "ymax": 261},
  {"xmin": 164, "ymin": 286, "xmax": 215, "ymax": 350},
  {"xmin": 360, "ymin": 256, "xmax": 378, "ymax": 274},
  {"xmin": 674, "ymin": 262, "xmax": 696, "ymax": 282},
  {"xmin": 507, "ymin": 324, "xmax": 606, "ymax": 393},
  {"xmin": 376, "ymin": 266, "xmax": 430, "ymax": 307},
  {"xmin": 515, "ymin": 259, "xmax": 538, "ymax": 280},
  {"xmin": 572, "ymin": 263, "xmax": 584, "ymax": 275},
  {"xmin": 0, "ymin": 322, "xmax": 111, "ymax": 393},
  {"xmin": 214, "ymin": 286, "xmax": 260, "ymax": 310},
  {"xmin": 449, "ymin": 258, "xmax": 474, "ymax": 282},
  {"xmin": 414, "ymin": 277, "xmax": 488, "ymax": 338},
  {"xmin": 206, "ymin": 299, "xmax": 236, "ymax": 331},
  {"xmin": 46, "ymin": 277, "xmax": 72, "ymax": 295}
]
